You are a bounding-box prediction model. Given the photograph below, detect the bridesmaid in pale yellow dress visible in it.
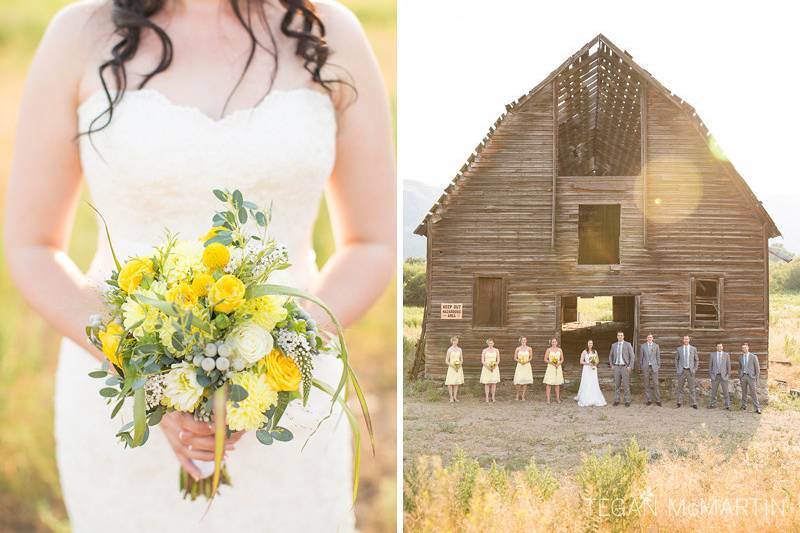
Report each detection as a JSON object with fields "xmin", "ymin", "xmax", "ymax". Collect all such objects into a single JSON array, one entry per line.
[
  {"xmin": 513, "ymin": 337, "xmax": 533, "ymax": 400},
  {"xmin": 444, "ymin": 336, "xmax": 464, "ymax": 402},
  {"xmin": 480, "ymin": 338, "xmax": 501, "ymax": 403},
  {"xmin": 543, "ymin": 337, "xmax": 565, "ymax": 404}
]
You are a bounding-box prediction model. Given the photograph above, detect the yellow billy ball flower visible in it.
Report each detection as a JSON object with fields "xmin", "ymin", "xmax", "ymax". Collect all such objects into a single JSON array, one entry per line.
[
  {"xmin": 117, "ymin": 257, "xmax": 154, "ymax": 293},
  {"xmin": 191, "ymin": 272, "xmax": 215, "ymax": 298},
  {"xmin": 165, "ymin": 282, "xmax": 198, "ymax": 309},
  {"xmin": 98, "ymin": 321, "xmax": 125, "ymax": 367},
  {"xmin": 264, "ymin": 349, "xmax": 302, "ymax": 392},
  {"xmin": 202, "ymin": 226, "xmax": 228, "ymax": 242},
  {"xmin": 202, "ymin": 242, "xmax": 231, "ymax": 270},
  {"xmin": 210, "ymin": 274, "xmax": 246, "ymax": 313}
]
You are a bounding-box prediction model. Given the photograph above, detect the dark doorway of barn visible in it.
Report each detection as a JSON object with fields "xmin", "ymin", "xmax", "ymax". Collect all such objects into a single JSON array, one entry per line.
[{"xmin": 560, "ymin": 295, "xmax": 637, "ymax": 362}]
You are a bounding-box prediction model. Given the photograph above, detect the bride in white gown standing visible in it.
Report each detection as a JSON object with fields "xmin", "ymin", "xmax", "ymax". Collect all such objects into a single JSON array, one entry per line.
[
  {"xmin": 3, "ymin": 1, "xmax": 394, "ymax": 531},
  {"xmin": 576, "ymin": 340, "xmax": 606, "ymax": 407}
]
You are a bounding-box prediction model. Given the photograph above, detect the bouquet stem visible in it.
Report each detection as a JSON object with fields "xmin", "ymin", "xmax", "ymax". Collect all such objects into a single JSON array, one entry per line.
[{"xmin": 179, "ymin": 466, "xmax": 231, "ymax": 501}]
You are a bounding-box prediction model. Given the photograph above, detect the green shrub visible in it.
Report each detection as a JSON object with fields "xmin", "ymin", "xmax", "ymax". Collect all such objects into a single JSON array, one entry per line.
[
  {"xmin": 524, "ymin": 459, "xmax": 560, "ymax": 500},
  {"xmin": 576, "ymin": 438, "xmax": 648, "ymax": 532},
  {"xmin": 770, "ymin": 258, "xmax": 800, "ymax": 293},
  {"xmin": 403, "ymin": 259, "xmax": 427, "ymax": 306},
  {"xmin": 450, "ymin": 449, "xmax": 481, "ymax": 512}
]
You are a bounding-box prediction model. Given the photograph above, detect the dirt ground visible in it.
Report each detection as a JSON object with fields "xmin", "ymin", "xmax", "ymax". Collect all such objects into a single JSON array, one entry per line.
[{"xmin": 403, "ymin": 381, "xmax": 800, "ymax": 473}]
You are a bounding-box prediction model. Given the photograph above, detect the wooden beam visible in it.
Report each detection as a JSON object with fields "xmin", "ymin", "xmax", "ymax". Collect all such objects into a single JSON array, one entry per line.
[
  {"xmin": 640, "ymin": 82, "xmax": 648, "ymax": 248},
  {"xmin": 763, "ymin": 224, "xmax": 769, "ymax": 331},
  {"xmin": 552, "ymin": 81, "xmax": 557, "ymax": 249}
]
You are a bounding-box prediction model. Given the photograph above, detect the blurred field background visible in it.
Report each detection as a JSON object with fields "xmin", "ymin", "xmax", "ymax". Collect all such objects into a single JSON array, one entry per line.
[{"xmin": 0, "ymin": 1, "xmax": 396, "ymax": 531}]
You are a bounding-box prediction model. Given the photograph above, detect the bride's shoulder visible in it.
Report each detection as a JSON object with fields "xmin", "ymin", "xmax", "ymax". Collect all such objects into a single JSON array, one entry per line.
[
  {"xmin": 36, "ymin": 2, "xmax": 114, "ymax": 67},
  {"xmin": 313, "ymin": 2, "xmax": 373, "ymax": 68}
]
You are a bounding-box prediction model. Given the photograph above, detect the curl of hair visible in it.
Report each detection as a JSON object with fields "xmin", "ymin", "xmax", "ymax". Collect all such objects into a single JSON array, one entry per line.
[{"xmin": 85, "ymin": 0, "xmax": 342, "ymax": 137}]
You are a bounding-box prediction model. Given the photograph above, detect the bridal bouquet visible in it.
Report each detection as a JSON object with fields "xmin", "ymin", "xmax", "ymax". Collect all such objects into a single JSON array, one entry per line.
[
  {"xmin": 518, "ymin": 354, "xmax": 530, "ymax": 365},
  {"xmin": 549, "ymin": 353, "xmax": 560, "ymax": 366},
  {"xmin": 587, "ymin": 353, "xmax": 599, "ymax": 367},
  {"xmin": 86, "ymin": 190, "xmax": 371, "ymax": 502},
  {"xmin": 451, "ymin": 357, "xmax": 461, "ymax": 369}
]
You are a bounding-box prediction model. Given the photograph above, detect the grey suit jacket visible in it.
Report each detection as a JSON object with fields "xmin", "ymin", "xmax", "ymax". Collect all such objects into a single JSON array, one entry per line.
[
  {"xmin": 739, "ymin": 352, "xmax": 760, "ymax": 381},
  {"xmin": 708, "ymin": 351, "xmax": 731, "ymax": 379},
  {"xmin": 608, "ymin": 341, "xmax": 635, "ymax": 369},
  {"xmin": 639, "ymin": 342, "xmax": 661, "ymax": 370},
  {"xmin": 675, "ymin": 345, "xmax": 699, "ymax": 374}
]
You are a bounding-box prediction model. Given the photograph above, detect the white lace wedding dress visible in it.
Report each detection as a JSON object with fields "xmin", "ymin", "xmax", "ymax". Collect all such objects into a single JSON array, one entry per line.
[
  {"xmin": 575, "ymin": 350, "xmax": 607, "ymax": 407},
  {"xmin": 55, "ymin": 87, "xmax": 354, "ymax": 532}
]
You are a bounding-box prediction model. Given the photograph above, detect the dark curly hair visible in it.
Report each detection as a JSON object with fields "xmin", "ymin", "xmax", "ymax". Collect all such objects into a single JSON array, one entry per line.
[{"xmin": 85, "ymin": 0, "xmax": 343, "ymax": 136}]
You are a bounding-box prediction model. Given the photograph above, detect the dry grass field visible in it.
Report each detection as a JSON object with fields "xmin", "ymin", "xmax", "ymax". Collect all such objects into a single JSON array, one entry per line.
[
  {"xmin": 404, "ymin": 293, "xmax": 800, "ymax": 530},
  {"xmin": 0, "ymin": 1, "xmax": 396, "ymax": 531}
]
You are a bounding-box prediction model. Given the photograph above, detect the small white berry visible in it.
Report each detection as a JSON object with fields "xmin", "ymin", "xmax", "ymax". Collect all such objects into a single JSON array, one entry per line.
[
  {"xmin": 201, "ymin": 357, "xmax": 216, "ymax": 372},
  {"xmin": 204, "ymin": 343, "xmax": 218, "ymax": 357},
  {"xmin": 192, "ymin": 355, "xmax": 204, "ymax": 366},
  {"xmin": 232, "ymin": 358, "xmax": 245, "ymax": 371},
  {"xmin": 217, "ymin": 343, "xmax": 232, "ymax": 358},
  {"xmin": 216, "ymin": 357, "xmax": 230, "ymax": 371}
]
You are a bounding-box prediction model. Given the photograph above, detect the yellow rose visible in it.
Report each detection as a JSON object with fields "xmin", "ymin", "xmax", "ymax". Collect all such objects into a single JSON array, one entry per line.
[
  {"xmin": 210, "ymin": 275, "xmax": 246, "ymax": 313},
  {"xmin": 191, "ymin": 272, "xmax": 215, "ymax": 298},
  {"xmin": 264, "ymin": 349, "xmax": 301, "ymax": 392},
  {"xmin": 117, "ymin": 257, "xmax": 154, "ymax": 293},
  {"xmin": 202, "ymin": 226, "xmax": 228, "ymax": 242},
  {"xmin": 98, "ymin": 321, "xmax": 125, "ymax": 367},
  {"xmin": 165, "ymin": 282, "xmax": 198, "ymax": 309},
  {"xmin": 202, "ymin": 242, "xmax": 230, "ymax": 270}
]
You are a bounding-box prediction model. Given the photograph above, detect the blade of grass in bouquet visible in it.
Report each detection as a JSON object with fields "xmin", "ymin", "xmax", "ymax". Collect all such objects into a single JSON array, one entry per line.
[
  {"xmin": 346, "ymin": 366, "xmax": 375, "ymax": 454},
  {"xmin": 312, "ymin": 378, "xmax": 361, "ymax": 503},
  {"xmin": 245, "ymin": 284, "xmax": 349, "ymax": 409},
  {"xmin": 205, "ymin": 386, "xmax": 227, "ymax": 513},
  {"xmin": 132, "ymin": 388, "xmax": 146, "ymax": 446},
  {"xmin": 87, "ymin": 203, "xmax": 121, "ymax": 271}
]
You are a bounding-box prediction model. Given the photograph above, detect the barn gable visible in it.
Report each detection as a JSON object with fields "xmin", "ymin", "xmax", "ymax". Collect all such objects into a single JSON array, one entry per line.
[{"xmin": 415, "ymin": 34, "xmax": 779, "ymax": 240}]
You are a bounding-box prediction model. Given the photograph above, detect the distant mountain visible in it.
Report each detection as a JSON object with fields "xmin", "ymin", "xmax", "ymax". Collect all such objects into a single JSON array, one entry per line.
[{"xmin": 404, "ymin": 180, "xmax": 440, "ymax": 259}]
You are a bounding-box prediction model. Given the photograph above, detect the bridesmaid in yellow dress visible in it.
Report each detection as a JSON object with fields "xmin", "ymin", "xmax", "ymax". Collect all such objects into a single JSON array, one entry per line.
[
  {"xmin": 444, "ymin": 336, "xmax": 464, "ymax": 402},
  {"xmin": 543, "ymin": 337, "xmax": 565, "ymax": 404},
  {"xmin": 513, "ymin": 337, "xmax": 533, "ymax": 400},
  {"xmin": 480, "ymin": 338, "xmax": 501, "ymax": 403}
]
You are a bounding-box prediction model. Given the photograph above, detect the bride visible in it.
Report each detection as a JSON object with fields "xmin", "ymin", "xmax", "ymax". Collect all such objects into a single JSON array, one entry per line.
[
  {"xmin": 3, "ymin": 0, "xmax": 394, "ymax": 531},
  {"xmin": 576, "ymin": 339, "xmax": 606, "ymax": 407}
]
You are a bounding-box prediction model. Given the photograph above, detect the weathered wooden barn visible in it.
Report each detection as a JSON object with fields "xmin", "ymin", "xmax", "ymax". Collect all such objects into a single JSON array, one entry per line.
[{"xmin": 414, "ymin": 34, "xmax": 780, "ymax": 383}]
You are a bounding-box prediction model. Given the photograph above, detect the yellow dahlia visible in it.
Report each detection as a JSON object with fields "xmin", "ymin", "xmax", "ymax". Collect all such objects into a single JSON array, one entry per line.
[{"xmin": 226, "ymin": 370, "xmax": 278, "ymax": 431}]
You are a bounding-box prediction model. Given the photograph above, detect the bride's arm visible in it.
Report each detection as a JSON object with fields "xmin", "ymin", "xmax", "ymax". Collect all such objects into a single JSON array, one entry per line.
[
  {"xmin": 3, "ymin": 4, "xmax": 106, "ymax": 361},
  {"xmin": 308, "ymin": 3, "xmax": 395, "ymax": 328}
]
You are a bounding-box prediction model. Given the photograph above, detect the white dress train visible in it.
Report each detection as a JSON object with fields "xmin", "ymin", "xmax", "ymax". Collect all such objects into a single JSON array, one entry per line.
[
  {"xmin": 576, "ymin": 350, "xmax": 607, "ymax": 407},
  {"xmin": 55, "ymin": 88, "xmax": 354, "ymax": 532}
]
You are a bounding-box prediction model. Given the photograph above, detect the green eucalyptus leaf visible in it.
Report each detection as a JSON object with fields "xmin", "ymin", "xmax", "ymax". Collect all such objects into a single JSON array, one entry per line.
[
  {"xmin": 270, "ymin": 427, "xmax": 293, "ymax": 442},
  {"xmin": 89, "ymin": 370, "xmax": 108, "ymax": 379},
  {"xmin": 110, "ymin": 398, "xmax": 125, "ymax": 418},
  {"xmin": 232, "ymin": 190, "xmax": 243, "ymax": 209},
  {"xmin": 256, "ymin": 429, "xmax": 273, "ymax": 445},
  {"xmin": 228, "ymin": 384, "xmax": 249, "ymax": 402},
  {"xmin": 100, "ymin": 387, "xmax": 119, "ymax": 398},
  {"xmin": 213, "ymin": 189, "xmax": 228, "ymax": 202}
]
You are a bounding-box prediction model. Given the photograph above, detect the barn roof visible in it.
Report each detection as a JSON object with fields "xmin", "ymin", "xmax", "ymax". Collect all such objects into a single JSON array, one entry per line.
[{"xmin": 414, "ymin": 34, "xmax": 781, "ymax": 239}]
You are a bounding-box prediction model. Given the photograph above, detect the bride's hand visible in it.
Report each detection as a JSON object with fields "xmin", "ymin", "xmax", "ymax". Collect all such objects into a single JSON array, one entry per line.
[{"xmin": 161, "ymin": 412, "xmax": 244, "ymax": 480}]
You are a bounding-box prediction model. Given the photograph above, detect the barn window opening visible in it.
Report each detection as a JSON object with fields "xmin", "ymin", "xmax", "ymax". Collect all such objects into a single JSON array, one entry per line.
[
  {"xmin": 578, "ymin": 204, "xmax": 620, "ymax": 264},
  {"xmin": 473, "ymin": 276, "xmax": 505, "ymax": 327},
  {"xmin": 692, "ymin": 277, "xmax": 722, "ymax": 329},
  {"xmin": 555, "ymin": 40, "xmax": 642, "ymax": 176}
]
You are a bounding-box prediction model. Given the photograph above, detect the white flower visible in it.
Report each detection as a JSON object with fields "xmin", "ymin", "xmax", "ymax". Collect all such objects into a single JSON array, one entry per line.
[
  {"xmin": 121, "ymin": 297, "xmax": 161, "ymax": 337},
  {"xmin": 144, "ymin": 374, "xmax": 167, "ymax": 410},
  {"xmin": 162, "ymin": 362, "xmax": 204, "ymax": 412},
  {"xmin": 276, "ymin": 329, "xmax": 311, "ymax": 358},
  {"xmin": 226, "ymin": 321, "xmax": 274, "ymax": 367}
]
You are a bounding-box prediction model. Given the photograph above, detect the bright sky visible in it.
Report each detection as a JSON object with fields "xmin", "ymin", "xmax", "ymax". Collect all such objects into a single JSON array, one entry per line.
[{"xmin": 398, "ymin": 0, "xmax": 800, "ymax": 250}]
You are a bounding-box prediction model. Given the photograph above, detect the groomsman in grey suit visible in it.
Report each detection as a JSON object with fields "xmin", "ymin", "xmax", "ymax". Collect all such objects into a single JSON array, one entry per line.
[
  {"xmin": 608, "ymin": 330, "xmax": 634, "ymax": 407},
  {"xmin": 708, "ymin": 342, "xmax": 731, "ymax": 409},
  {"xmin": 739, "ymin": 342, "xmax": 762, "ymax": 414},
  {"xmin": 675, "ymin": 335, "xmax": 699, "ymax": 409},
  {"xmin": 639, "ymin": 333, "xmax": 662, "ymax": 406}
]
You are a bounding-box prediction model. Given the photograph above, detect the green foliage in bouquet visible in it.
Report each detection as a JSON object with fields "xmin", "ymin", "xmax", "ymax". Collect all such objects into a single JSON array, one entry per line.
[{"xmin": 85, "ymin": 190, "xmax": 373, "ymax": 502}]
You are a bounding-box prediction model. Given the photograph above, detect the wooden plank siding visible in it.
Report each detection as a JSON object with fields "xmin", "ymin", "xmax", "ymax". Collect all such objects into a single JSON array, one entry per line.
[{"xmin": 422, "ymin": 85, "xmax": 770, "ymax": 382}]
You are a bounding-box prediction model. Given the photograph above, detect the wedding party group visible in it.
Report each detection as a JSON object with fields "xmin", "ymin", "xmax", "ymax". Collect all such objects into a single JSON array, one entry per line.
[{"xmin": 443, "ymin": 332, "xmax": 763, "ymax": 414}]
